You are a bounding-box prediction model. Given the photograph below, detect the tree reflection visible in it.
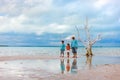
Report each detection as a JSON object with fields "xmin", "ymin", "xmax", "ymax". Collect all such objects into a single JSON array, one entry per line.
[{"xmin": 86, "ymin": 55, "xmax": 92, "ymax": 69}]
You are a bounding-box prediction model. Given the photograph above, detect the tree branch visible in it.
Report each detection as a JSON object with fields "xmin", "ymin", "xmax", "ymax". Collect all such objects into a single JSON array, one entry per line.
[
  {"xmin": 91, "ymin": 34, "xmax": 101, "ymax": 45},
  {"xmin": 75, "ymin": 26, "xmax": 86, "ymax": 46}
]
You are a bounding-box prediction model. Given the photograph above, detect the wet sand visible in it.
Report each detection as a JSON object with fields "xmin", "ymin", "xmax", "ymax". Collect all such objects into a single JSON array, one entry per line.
[
  {"xmin": 0, "ymin": 55, "xmax": 82, "ymax": 61},
  {"xmin": 0, "ymin": 55, "xmax": 60, "ymax": 61},
  {"xmin": 0, "ymin": 56, "xmax": 120, "ymax": 80},
  {"xmin": 46, "ymin": 64, "xmax": 120, "ymax": 80}
]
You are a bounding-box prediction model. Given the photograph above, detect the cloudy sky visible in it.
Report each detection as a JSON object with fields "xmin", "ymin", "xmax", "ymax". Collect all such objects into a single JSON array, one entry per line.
[{"xmin": 0, "ymin": 0, "xmax": 120, "ymax": 46}]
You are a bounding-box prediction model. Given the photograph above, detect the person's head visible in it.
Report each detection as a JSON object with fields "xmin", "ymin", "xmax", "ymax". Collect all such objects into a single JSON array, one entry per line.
[
  {"xmin": 61, "ymin": 40, "xmax": 64, "ymax": 44},
  {"xmin": 72, "ymin": 36, "xmax": 75, "ymax": 40},
  {"xmin": 67, "ymin": 43, "xmax": 70, "ymax": 46}
]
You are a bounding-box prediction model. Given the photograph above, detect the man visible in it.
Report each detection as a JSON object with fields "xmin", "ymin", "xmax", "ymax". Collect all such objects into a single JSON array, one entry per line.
[{"xmin": 71, "ymin": 37, "xmax": 78, "ymax": 58}]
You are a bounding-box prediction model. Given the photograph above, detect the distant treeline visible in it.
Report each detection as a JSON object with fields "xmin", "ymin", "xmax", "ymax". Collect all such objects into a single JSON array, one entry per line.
[{"xmin": 0, "ymin": 45, "xmax": 9, "ymax": 47}]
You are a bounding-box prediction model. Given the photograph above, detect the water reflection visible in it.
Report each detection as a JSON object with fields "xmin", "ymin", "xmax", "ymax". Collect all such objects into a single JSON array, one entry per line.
[
  {"xmin": 66, "ymin": 58, "xmax": 70, "ymax": 72},
  {"xmin": 71, "ymin": 58, "xmax": 78, "ymax": 74},
  {"xmin": 60, "ymin": 58, "xmax": 65, "ymax": 74},
  {"xmin": 60, "ymin": 58, "xmax": 78, "ymax": 74},
  {"xmin": 86, "ymin": 55, "xmax": 93, "ymax": 69}
]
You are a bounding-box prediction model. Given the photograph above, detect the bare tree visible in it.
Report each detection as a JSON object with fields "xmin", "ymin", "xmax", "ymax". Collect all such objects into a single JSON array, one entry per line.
[{"xmin": 75, "ymin": 17, "xmax": 101, "ymax": 56}]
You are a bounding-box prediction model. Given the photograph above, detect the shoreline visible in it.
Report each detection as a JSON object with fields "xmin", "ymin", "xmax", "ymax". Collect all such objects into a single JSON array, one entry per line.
[
  {"xmin": 0, "ymin": 55, "xmax": 120, "ymax": 61},
  {"xmin": 0, "ymin": 55, "xmax": 85, "ymax": 61}
]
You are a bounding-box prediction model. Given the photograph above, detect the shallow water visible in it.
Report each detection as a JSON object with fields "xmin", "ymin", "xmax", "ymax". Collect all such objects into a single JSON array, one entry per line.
[
  {"xmin": 0, "ymin": 47, "xmax": 120, "ymax": 79},
  {"xmin": 0, "ymin": 47, "xmax": 120, "ymax": 56},
  {"xmin": 0, "ymin": 56, "xmax": 120, "ymax": 76}
]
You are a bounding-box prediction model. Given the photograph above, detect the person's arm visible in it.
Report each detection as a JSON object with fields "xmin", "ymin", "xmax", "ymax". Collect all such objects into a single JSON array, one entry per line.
[
  {"xmin": 64, "ymin": 44, "xmax": 66, "ymax": 50},
  {"xmin": 71, "ymin": 41, "xmax": 72, "ymax": 48},
  {"xmin": 75, "ymin": 40, "xmax": 78, "ymax": 48}
]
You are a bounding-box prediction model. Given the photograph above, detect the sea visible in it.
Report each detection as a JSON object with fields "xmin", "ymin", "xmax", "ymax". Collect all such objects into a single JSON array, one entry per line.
[{"xmin": 0, "ymin": 46, "xmax": 120, "ymax": 56}]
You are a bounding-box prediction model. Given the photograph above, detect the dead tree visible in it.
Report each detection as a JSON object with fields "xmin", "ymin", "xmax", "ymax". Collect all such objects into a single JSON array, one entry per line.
[{"xmin": 75, "ymin": 17, "xmax": 101, "ymax": 56}]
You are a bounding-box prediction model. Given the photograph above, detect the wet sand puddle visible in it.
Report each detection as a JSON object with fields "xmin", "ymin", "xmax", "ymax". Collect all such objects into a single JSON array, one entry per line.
[{"xmin": 0, "ymin": 56, "xmax": 120, "ymax": 79}]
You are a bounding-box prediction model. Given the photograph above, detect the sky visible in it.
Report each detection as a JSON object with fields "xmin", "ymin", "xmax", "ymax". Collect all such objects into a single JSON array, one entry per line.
[{"xmin": 0, "ymin": 0, "xmax": 120, "ymax": 46}]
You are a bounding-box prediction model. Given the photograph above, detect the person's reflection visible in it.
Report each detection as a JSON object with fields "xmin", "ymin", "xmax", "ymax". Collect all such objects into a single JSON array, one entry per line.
[
  {"xmin": 66, "ymin": 58, "xmax": 70, "ymax": 72},
  {"xmin": 60, "ymin": 58, "xmax": 65, "ymax": 74},
  {"xmin": 71, "ymin": 58, "xmax": 77, "ymax": 74},
  {"xmin": 86, "ymin": 55, "xmax": 92, "ymax": 69}
]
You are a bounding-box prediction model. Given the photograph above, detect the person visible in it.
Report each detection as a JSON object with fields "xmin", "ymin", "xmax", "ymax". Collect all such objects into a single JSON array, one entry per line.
[
  {"xmin": 66, "ymin": 58, "xmax": 70, "ymax": 72},
  {"xmin": 66, "ymin": 43, "xmax": 70, "ymax": 58},
  {"xmin": 71, "ymin": 36, "xmax": 78, "ymax": 58},
  {"xmin": 60, "ymin": 40, "xmax": 65, "ymax": 57}
]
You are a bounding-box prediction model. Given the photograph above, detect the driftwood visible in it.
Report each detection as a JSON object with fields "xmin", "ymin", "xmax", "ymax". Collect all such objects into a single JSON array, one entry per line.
[{"xmin": 75, "ymin": 17, "xmax": 101, "ymax": 56}]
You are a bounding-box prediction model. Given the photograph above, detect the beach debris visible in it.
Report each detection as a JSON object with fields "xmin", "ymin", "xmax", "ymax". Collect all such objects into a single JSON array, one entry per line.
[{"xmin": 75, "ymin": 17, "xmax": 101, "ymax": 56}]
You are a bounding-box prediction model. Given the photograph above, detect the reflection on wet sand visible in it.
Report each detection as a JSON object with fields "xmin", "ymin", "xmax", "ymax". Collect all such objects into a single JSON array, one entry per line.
[
  {"xmin": 86, "ymin": 55, "xmax": 93, "ymax": 69},
  {"xmin": 66, "ymin": 58, "xmax": 70, "ymax": 72},
  {"xmin": 60, "ymin": 56, "xmax": 93, "ymax": 74},
  {"xmin": 60, "ymin": 58, "xmax": 78, "ymax": 74},
  {"xmin": 71, "ymin": 58, "xmax": 77, "ymax": 74},
  {"xmin": 60, "ymin": 58, "xmax": 65, "ymax": 74}
]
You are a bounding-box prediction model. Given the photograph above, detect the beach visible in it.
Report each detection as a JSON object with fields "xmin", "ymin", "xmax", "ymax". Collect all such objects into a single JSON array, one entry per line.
[
  {"xmin": 0, "ymin": 47, "xmax": 120, "ymax": 80},
  {"xmin": 46, "ymin": 64, "xmax": 120, "ymax": 80},
  {"xmin": 0, "ymin": 55, "xmax": 120, "ymax": 80}
]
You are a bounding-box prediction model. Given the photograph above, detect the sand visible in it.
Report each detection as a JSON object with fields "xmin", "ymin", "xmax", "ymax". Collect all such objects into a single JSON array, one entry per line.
[
  {"xmin": 0, "ymin": 56, "xmax": 120, "ymax": 80},
  {"xmin": 0, "ymin": 55, "xmax": 81, "ymax": 61},
  {"xmin": 43, "ymin": 64, "xmax": 120, "ymax": 80},
  {"xmin": 0, "ymin": 55, "xmax": 59, "ymax": 61}
]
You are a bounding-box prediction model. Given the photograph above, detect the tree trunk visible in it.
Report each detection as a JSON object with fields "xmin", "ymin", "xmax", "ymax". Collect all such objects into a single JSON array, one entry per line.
[{"xmin": 86, "ymin": 45, "xmax": 93, "ymax": 56}]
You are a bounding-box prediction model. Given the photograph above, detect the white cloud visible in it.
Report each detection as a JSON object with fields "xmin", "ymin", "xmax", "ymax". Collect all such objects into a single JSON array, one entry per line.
[
  {"xmin": 0, "ymin": 15, "xmax": 28, "ymax": 33},
  {"xmin": 47, "ymin": 23, "xmax": 69, "ymax": 33},
  {"xmin": 94, "ymin": 0, "xmax": 110, "ymax": 10},
  {"xmin": 0, "ymin": 14, "xmax": 71, "ymax": 35},
  {"xmin": 23, "ymin": 0, "xmax": 53, "ymax": 17},
  {"xmin": 63, "ymin": 15, "xmax": 81, "ymax": 25},
  {"xmin": 0, "ymin": 0, "xmax": 119, "ymax": 37}
]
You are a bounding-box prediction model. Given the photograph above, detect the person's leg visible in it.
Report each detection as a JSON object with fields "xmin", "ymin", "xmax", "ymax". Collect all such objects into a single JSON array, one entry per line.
[
  {"xmin": 73, "ymin": 48, "xmax": 77, "ymax": 58},
  {"xmin": 60, "ymin": 51, "xmax": 62, "ymax": 57},
  {"xmin": 74, "ymin": 48, "xmax": 77, "ymax": 58},
  {"xmin": 72, "ymin": 47, "xmax": 75, "ymax": 58},
  {"xmin": 67, "ymin": 52, "xmax": 69, "ymax": 58},
  {"xmin": 62, "ymin": 51, "xmax": 64, "ymax": 57},
  {"xmin": 60, "ymin": 50, "xmax": 63, "ymax": 57},
  {"xmin": 73, "ymin": 53, "xmax": 76, "ymax": 58},
  {"xmin": 75, "ymin": 53, "xmax": 77, "ymax": 58},
  {"xmin": 72, "ymin": 48, "xmax": 75, "ymax": 58}
]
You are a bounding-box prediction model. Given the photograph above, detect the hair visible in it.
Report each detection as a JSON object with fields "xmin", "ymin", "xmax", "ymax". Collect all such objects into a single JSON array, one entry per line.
[
  {"xmin": 72, "ymin": 36, "xmax": 75, "ymax": 39},
  {"xmin": 67, "ymin": 43, "xmax": 70, "ymax": 46},
  {"xmin": 61, "ymin": 40, "xmax": 64, "ymax": 43}
]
